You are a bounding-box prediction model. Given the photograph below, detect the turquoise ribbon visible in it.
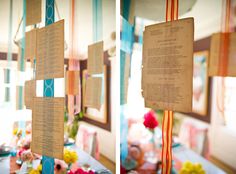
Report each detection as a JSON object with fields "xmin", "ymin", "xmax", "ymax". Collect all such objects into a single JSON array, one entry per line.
[
  {"xmin": 122, "ymin": 0, "xmax": 131, "ymax": 21},
  {"xmin": 120, "ymin": 1, "xmax": 133, "ymax": 163},
  {"xmin": 5, "ymin": 0, "xmax": 13, "ymax": 102},
  {"xmin": 92, "ymin": 0, "xmax": 102, "ymax": 42},
  {"xmin": 17, "ymin": 0, "xmax": 26, "ymax": 137},
  {"xmin": 120, "ymin": 50, "xmax": 126, "ymax": 105},
  {"xmin": 42, "ymin": 0, "xmax": 55, "ymax": 173},
  {"xmin": 121, "ymin": 17, "xmax": 134, "ymax": 54},
  {"xmin": 120, "ymin": 104, "xmax": 128, "ymax": 162}
]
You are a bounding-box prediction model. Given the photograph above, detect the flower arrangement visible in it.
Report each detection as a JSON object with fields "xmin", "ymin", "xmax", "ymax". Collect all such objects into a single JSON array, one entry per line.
[
  {"xmin": 64, "ymin": 148, "xmax": 78, "ymax": 165},
  {"xmin": 179, "ymin": 161, "xmax": 206, "ymax": 174},
  {"xmin": 143, "ymin": 110, "xmax": 159, "ymax": 130}
]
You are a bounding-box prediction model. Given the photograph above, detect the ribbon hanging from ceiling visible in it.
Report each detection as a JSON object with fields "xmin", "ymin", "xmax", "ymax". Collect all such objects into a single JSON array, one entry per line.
[
  {"xmin": 16, "ymin": 0, "xmax": 27, "ymax": 139},
  {"xmin": 5, "ymin": 0, "xmax": 13, "ymax": 102},
  {"xmin": 42, "ymin": 0, "xmax": 55, "ymax": 173},
  {"xmin": 161, "ymin": 1, "xmax": 178, "ymax": 173},
  {"xmin": 120, "ymin": 0, "xmax": 134, "ymax": 164},
  {"xmin": 216, "ymin": 0, "xmax": 234, "ymax": 121},
  {"xmin": 16, "ymin": 0, "xmax": 26, "ymax": 110},
  {"xmin": 67, "ymin": 0, "xmax": 81, "ymax": 118},
  {"xmin": 92, "ymin": 0, "xmax": 102, "ymax": 42}
]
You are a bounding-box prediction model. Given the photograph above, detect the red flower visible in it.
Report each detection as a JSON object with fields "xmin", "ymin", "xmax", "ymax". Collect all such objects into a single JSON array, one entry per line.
[{"xmin": 143, "ymin": 110, "xmax": 158, "ymax": 129}]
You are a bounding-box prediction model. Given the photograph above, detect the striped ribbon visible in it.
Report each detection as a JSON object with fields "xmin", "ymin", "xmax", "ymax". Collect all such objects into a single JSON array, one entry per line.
[
  {"xmin": 161, "ymin": 1, "xmax": 178, "ymax": 173},
  {"xmin": 42, "ymin": 0, "xmax": 55, "ymax": 173}
]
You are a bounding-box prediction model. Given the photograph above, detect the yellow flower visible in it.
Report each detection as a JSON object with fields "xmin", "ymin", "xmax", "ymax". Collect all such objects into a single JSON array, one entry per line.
[
  {"xmin": 37, "ymin": 164, "xmax": 42, "ymax": 172},
  {"xmin": 180, "ymin": 161, "xmax": 206, "ymax": 174},
  {"xmin": 29, "ymin": 169, "xmax": 40, "ymax": 174},
  {"xmin": 13, "ymin": 128, "xmax": 18, "ymax": 135},
  {"xmin": 63, "ymin": 148, "xmax": 78, "ymax": 164}
]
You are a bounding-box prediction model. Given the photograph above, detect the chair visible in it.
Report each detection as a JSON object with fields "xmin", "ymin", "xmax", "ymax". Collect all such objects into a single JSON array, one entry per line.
[
  {"xmin": 178, "ymin": 119, "xmax": 209, "ymax": 158},
  {"xmin": 76, "ymin": 124, "xmax": 100, "ymax": 160}
]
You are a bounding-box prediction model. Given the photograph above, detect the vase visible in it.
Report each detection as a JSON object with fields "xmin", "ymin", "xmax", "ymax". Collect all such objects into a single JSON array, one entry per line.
[{"xmin": 67, "ymin": 163, "xmax": 72, "ymax": 172}]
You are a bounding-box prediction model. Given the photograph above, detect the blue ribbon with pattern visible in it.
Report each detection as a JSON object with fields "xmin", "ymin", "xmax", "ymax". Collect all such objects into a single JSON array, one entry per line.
[{"xmin": 42, "ymin": 0, "xmax": 55, "ymax": 173}]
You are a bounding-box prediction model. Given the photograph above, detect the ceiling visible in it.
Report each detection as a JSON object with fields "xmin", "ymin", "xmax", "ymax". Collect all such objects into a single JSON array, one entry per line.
[
  {"xmin": 0, "ymin": 0, "xmax": 116, "ymax": 59},
  {"xmin": 134, "ymin": 0, "xmax": 225, "ymax": 40}
]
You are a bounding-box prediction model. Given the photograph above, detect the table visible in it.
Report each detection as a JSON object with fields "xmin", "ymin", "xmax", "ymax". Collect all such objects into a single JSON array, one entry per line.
[
  {"xmin": 173, "ymin": 145, "xmax": 225, "ymax": 174},
  {"xmin": 0, "ymin": 145, "xmax": 107, "ymax": 174}
]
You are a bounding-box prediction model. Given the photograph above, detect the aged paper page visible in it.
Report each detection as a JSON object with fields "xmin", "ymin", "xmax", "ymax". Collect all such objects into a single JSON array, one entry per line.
[
  {"xmin": 122, "ymin": 54, "xmax": 130, "ymax": 104},
  {"xmin": 87, "ymin": 41, "xmax": 104, "ymax": 74},
  {"xmin": 25, "ymin": 29, "xmax": 37, "ymax": 67},
  {"xmin": 142, "ymin": 18, "xmax": 194, "ymax": 112},
  {"xmin": 209, "ymin": 32, "xmax": 236, "ymax": 76},
  {"xmin": 31, "ymin": 97, "xmax": 64, "ymax": 159},
  {"xmin": 26, "ymin": 0, "xmax": 42, "ymax": 26},
  {"xmin": 84, "ymin": 77, "xmax": 102, "ymax": 110},
  {"xmin": 36, "ymin": 20, "xmax": 64, "ymax": 80},
  {"xmin": 65, "ymin": 70, "xmax": 80, "ymax": 95},
  {"xmin": 24, "ymin": 80, "xmax": 36, "ymax": 109}
]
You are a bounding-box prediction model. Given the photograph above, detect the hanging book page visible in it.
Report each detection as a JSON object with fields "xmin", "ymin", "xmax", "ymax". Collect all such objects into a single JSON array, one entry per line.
[
  {"xmin": 26, "ymin": 0, "xmax": 42, "ymax": 26},
  {"xmin": 142, "ymin": 18, "xmax": 194, "ymax": 112},
  {"xmin": 24, "ymin": 80, "xmax": 36, "ymax": 109},
  {"xmin": 209, "ymin": 32, "xmax": 236, "ymax": 77},
  {"xmin": 87, "ymin": 41, "xmax": 104, "ymax": 74},
  {"xmin": 84, "ymin": 77, "xmax": 102, "ymax": 110},
  {"xmin": 25, "ymin": 29, "xmax": 37, "ymax": 67},
  {"xmin": 36, "ymin": 20, "xmax": 64, "ymax": 80},
  {"xmin": 65, "ymin": 70, "xmax": 80, "ymax": 95},
  {"xmin": 31, "ymin": 97, "xmax": 64, "ymax": 159}
]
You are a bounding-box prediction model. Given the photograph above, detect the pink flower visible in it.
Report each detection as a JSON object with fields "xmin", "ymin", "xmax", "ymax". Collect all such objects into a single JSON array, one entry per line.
[
  {"xmin": 54, "ymin": 159, "xmax": 68, "ymax": 174},
  {"xmin": 68, "ymin": 168, "xmax": 95, "ymax": 174},
  {"xmin": 18, "ymin": 149, "xmax": 26, "ymax": 157},
  {"xmin": 143, "ymin": 110, "xmax": 158, "ymax": 129}
]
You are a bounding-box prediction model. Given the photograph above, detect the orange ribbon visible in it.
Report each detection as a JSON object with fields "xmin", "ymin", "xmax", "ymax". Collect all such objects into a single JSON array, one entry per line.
[
  {"xmin": 216, "ymin": 0, "xmax": 232, "ymax": 121},
  {"xmin": 218, "ymin": 0, "xmax": 231, "ymax": 76},
  {"xmin": 162, "ymin": 1, "xmax": 178, "ymax": 173}
]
